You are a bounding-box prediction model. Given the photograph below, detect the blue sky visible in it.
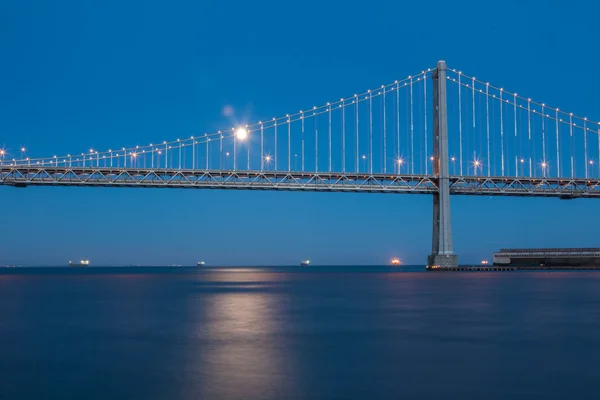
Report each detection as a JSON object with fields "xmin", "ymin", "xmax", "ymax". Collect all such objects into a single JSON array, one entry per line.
[{"xmin": 1, "ymin": 0, "xmax": 599, "ymax": 266}]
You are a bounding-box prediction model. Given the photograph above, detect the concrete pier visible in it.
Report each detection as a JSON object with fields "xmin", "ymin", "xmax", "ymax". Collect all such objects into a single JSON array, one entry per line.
[{"xmin": 427, "ymin": 60, "xmax": 458, "ymax": 269}]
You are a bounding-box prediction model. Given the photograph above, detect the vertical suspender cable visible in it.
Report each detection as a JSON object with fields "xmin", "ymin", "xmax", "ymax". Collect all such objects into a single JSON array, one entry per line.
[
  {"xmin": 410, "ymin": 77, "xmax": 414, "ymax": 174},
  {"xmin": 500, "ymin": 89, "xmax": 504, "ymax": 176},
  {"xmin": 396, "ymin": 82, "xmax": 400, "ymax": 161},
  {"xmin": 423, "ymin": 75, "xmax": 427, "ymax": 174},
  {"xmin": 342, "ymin": 100, "xmax": 345, "ymax": 173},
  {"xmin": 301, "ymin": 112, "xmax": 305, "ymax": 172},
  {"xmin": 542, "ymin": 105, "xmax": 546, "ymax": 163},
  {"xmin": 584, "ymin": 119, "xmax": 588, "ymax": 178},
  {"xmin": 355, "ymin": 95, "xmax": 359, "ymax": 173},
  {"xmin": 383, "ymin": 87, "xmax": 387, "ymax": 173},
  {"xmin": 315, "ymin": 111, "xmax": 318, "ymax": 172},
  {"xmin": 570, "ymin": 114, "xmax": 574, "ymax": 178},
  {"xmin": 556, "ymin": 110, "xmax": 560, "ymax": 177},
  {"xmin": 514, "ymin": 94, "xmax": 517, "ymax": 176},
  {"xmin": 369, "ymin": 91, "xmax": 373, "ymax": 174},
  {"xmin": 486, "ymin": 84, "xmax": 490, "ymax": 176},
  {"xmin": 458, "ymin": 73, "xmax": 462, "ymax": 175},
  {"xmin": 328, "ymin": 104, "xmax": 332, "ymax": 172}
]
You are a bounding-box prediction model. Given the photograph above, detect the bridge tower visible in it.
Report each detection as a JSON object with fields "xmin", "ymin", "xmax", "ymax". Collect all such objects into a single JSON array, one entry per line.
[{"xmin": 427, "ymin": 60, "xmax": 458, "ymax": 269}]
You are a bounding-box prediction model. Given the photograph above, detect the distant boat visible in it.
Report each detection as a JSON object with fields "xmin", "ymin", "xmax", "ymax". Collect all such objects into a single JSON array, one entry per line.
[
  {"xmin": 301, "ymin": 260, "xmax": 310, "ymax": 266},
  {"xmin": 69, "ymin": 260, "xmax": 90, "ymax": 267},
  {"xmin": 197, "ymin": 261, "xmax": 205, "ymax": 266},
  {"xmin": 391, "ymin": 258, "xmax": 401, "ymax": 266}
]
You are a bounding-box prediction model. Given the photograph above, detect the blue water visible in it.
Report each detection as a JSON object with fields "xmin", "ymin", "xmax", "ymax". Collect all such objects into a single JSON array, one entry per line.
[{"xmin": 1, "ymin": 267, "xmax": 598, "ymax": 399}]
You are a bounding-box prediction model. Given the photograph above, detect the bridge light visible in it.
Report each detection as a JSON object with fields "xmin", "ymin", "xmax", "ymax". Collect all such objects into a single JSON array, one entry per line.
[
  {"xmin": 430, "ymin": 156, "xmax": 434, "ymax": 161},
  {"xmin": 520, "ymin": 159, "xmax": 524, "ymax": 163},
  {"xmin": 451, "ymin": 157, "xmax": 456, "ymax": 161},
  {"xmin": 236, "ymin": 128, "xmax": 248, "ymax": 140},
  {"xmin": 0, "ymin": 149, "xmax": 4, "ymax": 155}
]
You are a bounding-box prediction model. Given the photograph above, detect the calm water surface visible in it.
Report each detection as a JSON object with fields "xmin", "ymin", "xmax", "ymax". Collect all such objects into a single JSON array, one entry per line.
[{"xmin": 1, "ymin": 267, "xmax": 599, "ymax": 399}]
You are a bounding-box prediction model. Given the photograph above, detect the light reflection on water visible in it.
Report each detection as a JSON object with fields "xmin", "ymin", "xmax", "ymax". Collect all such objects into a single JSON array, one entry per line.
[
  {"xmin": 187, "ymin": 278, "xmax": 294, "ymax": 398},
  {"xmin": 0, "ymin": 268, "xmax": 599, "ymax": 399}
]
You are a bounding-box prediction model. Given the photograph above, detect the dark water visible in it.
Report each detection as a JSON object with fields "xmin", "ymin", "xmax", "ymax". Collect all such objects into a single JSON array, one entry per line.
[{"xmin": 1, "ymin": 267, "xmax": 599, "ymax": 399}]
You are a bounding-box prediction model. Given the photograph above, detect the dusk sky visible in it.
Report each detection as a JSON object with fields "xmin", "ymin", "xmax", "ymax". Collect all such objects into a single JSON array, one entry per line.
[{"xmin": 1, "ymin": 0, "xmax": 599, "ymax": 266}]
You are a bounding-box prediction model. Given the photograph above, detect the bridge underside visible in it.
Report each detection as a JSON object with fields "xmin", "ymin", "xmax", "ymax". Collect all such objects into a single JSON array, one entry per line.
[{"xmin": 1, "ymin": 167, "xmax": 600, "ymax": 197}]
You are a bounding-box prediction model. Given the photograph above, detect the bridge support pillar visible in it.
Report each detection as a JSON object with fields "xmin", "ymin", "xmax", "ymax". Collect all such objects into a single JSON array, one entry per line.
[{"xmin": 427, "ymin": 60, "xmax": 458, "ymax": 269}]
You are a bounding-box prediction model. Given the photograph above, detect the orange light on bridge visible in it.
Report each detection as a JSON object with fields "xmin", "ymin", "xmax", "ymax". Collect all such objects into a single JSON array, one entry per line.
[{"xmin": 391, "ymin": 258, "xmax": 401, "ymax": 266}]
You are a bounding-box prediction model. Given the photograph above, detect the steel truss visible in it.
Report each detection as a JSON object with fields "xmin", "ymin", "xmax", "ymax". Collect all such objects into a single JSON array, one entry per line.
[
  {"xmin": 2, "ymin": 167, "xmax": 600, "ymax": 197},
  {"xmin": 450, "ymin": 176, "xmax": 600, "ymax": 198},
  {"xmin": 0, "ymin": 167, "xmax": 439, "ymax": 193}
]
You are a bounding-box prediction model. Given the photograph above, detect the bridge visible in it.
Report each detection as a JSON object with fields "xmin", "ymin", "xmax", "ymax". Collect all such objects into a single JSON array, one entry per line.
[{"xmin": 2, "ymin": 61, "xmax": 599, "ymax": 268}]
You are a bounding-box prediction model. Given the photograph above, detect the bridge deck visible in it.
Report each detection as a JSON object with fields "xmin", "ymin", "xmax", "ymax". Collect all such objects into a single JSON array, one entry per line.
[{"xmin": 1, "ymin": 167, "xmax": 600, "ymax": 197}]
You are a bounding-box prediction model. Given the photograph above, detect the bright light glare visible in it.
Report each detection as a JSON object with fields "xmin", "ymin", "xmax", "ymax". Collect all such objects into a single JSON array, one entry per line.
[{"xmin": 236, "ymin": 128, "xmax": 248, "ymax": 140}]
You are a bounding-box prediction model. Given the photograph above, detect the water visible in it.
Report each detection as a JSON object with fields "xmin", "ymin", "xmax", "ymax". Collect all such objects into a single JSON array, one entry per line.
[{"xmin": 1, "ymin": 267, "xmax": 599, "ymax": 399}]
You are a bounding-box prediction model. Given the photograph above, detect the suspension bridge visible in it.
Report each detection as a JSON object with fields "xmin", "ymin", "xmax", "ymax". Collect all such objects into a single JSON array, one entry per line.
[{"xmin": 2, "ymin": 61, "xmax": 599, "ymax": 267}]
